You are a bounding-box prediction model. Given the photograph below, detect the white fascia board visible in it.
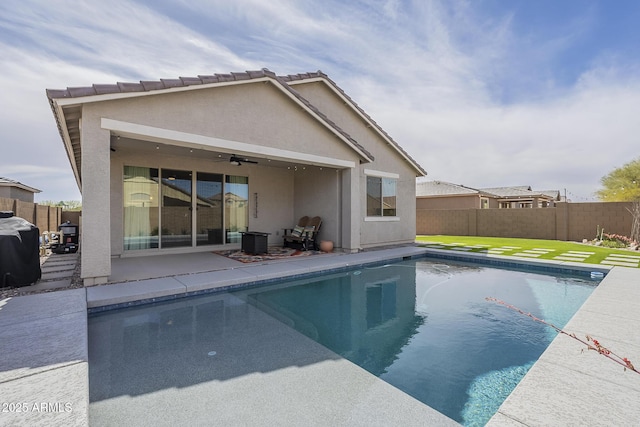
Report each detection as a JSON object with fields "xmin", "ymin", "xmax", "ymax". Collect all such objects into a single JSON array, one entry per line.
[
  {"xmin": 101, "ymin": 118, "xmax": 356, "ymax": 169},
  {"xmin": 364, "ymin": 169, "xmax": 400, "ymax": 179}
]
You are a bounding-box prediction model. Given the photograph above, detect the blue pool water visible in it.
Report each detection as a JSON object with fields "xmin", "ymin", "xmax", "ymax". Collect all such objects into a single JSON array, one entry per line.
[{"xmin": 88, "ymin": 258, "xmax": 598, "ymax": 425}]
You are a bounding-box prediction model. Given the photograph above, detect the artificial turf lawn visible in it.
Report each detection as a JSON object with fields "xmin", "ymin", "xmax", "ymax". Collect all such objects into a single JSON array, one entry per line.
[{"xmin": 416, "ymin": 235, "xmax": 640, "ymax": 267}]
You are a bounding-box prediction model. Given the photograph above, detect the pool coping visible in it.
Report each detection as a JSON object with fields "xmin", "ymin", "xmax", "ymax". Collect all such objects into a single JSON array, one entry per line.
[
  {"xmin": 2, "ymin": 246, "xmax": 640, "ymax": 426},
  {"xmin": 86, "ymin": 247, "xmax": 612, "ymax": 312}
]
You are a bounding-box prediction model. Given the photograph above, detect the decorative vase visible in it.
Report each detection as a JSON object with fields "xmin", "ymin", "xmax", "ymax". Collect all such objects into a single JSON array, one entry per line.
[{"xmin": 320, "ymin": 240, "xmax": 334, "ymax": 253}]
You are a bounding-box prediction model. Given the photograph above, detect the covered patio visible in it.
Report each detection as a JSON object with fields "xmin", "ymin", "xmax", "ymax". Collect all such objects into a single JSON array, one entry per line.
[{"xmin": 47, "ymin": 69, "xmax": 426, "ymax": 286}]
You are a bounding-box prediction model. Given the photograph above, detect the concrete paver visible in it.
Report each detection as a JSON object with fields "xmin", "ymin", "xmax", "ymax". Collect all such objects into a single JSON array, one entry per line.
[{"xmin": 0, "ymin": 289, "xmax": 88, "ymax": 427}]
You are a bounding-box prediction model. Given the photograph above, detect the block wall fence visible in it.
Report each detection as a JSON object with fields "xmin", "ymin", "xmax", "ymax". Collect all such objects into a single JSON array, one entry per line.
[
  {"xmin": 417, "ymin": 202, "xmax": 633, "ymax": 241},
  {"xmin": 0, "ymin": 197, "xmax": 80, "ymax": 234}
]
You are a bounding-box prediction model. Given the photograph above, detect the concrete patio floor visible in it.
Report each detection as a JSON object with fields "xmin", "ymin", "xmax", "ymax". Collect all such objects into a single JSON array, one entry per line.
[{"xmin": 1, "ymin": 246, "xmax": 639, "ymax": 426}]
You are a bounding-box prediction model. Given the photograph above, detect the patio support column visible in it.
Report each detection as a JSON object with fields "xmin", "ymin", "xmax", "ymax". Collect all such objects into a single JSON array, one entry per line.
[
  {"xmin": 80, "ymin": 118, "xmax": 111, "ymax": 285},
  {"xmin": 340, "ymin": 168, "xmax": 360, "ymax": 252}
]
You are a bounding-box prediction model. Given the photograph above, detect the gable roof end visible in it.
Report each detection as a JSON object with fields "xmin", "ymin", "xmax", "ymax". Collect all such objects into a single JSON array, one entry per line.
[{"xmin": 281, "ymin": 71, "xmax": 427, "ymax": 177}]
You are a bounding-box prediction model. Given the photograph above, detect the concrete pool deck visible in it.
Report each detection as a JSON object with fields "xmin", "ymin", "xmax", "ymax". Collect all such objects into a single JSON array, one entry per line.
[{"xmin": 1, "ymin": 245, "xmax": 639, "ymax": 426}]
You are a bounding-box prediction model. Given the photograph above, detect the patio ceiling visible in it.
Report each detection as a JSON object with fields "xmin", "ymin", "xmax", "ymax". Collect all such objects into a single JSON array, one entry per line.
[
  {"xmin": 104, "ymin": 117, "xmax": 356, "ymax": 171},
  {"xmin": 110, "ymin": 135, "xmax": 344, "ymax": 172}
]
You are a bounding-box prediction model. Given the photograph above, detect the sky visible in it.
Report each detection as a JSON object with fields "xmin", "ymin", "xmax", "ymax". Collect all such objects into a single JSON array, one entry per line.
[{"xmin": 1, "ymin": 0, "xmax": 639, "ymax": 203}]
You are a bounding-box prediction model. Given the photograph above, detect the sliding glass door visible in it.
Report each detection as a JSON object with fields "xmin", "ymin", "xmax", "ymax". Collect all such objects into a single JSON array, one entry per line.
[
  {"xmin": 124, "ymin": 166, "xmax": 248, "ymax": 250},
  {"xmin": 225, "ymin": 175, "xmax": 249, "ymax": 243},
  {"xmin": 196, "ymin": 172, "xmax": 223, "ymax": 246},
  {"xmin": 160, "ymin": 169, "xmax": 192, "ymax": 248},
  {"xmin": 123, "ymin": 166, "xmax": 159, "ymax": 250}
]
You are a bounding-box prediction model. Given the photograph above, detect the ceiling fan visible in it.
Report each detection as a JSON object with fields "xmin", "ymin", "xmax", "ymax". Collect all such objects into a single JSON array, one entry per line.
[{"xmin": 229, "ymin": 154, "xmax": 258, "ymax": 166}]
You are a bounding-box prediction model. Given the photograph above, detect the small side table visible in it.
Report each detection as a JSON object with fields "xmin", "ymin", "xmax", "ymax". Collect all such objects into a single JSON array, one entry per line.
[{"xmin": 240, "ymin": 231, "xmax": 270, "ymax": 255}]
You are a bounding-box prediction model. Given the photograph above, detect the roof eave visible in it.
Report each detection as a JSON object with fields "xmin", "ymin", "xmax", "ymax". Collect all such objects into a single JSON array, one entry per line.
[
  {"xmin": 46, "ymin": 70, "xmax": 376, "ymax": 166},
  {"xmin": 47, "ymin": 96, "xmax": 82, "ymax": 193}
]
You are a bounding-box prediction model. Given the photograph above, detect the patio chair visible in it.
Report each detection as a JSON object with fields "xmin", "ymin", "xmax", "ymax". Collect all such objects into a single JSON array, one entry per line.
[{"xmin": 283, "ymin": 216, "xmax": 322, "ymax": 251}]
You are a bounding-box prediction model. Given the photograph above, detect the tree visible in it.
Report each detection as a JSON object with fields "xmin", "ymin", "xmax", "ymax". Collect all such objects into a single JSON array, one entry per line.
[
  {"xmin": 39, "ymin": 200, "xmax": 82, "ymax": 210},
  {"xmin": 597, "ymin": 158, "xmax": 640, "ymax": 244},
  {"xmin": 596, "ymin": 157, "xmax": 640, "ymax": 202}
]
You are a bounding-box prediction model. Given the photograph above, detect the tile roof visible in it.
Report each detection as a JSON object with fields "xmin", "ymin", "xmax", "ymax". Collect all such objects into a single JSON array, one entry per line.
[
  {"xmin": 480, "ymin": 186, "xmax": 554, "ymax": 199},
  {"xmin": 539, "ymin": 190, "xmax": 561, "ymax": 200},
  {"xmin": 47, "ymin": 68, "xmax": 427, "ymax": 187},
  {"xmin": 416, "ymin": 180, "xmax": 481, "ymax": 196},
  {"xmin": 417, "ymin": 181, "xmax": 559, "ymax": 200}
]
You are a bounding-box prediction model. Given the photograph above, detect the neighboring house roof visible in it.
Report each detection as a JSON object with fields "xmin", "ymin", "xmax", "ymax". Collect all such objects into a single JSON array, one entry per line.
[
  {"xmin": 0, "ymin": 177, "xmax": 41, "ymax": 194},
  {"xmin": 416, "ymin": 180, "xmax": 558, "ymax": 201},
  {"xmin": 416, "ymin": 180, "xmax": 483, "ymax": 197},
  {"xmin": 46, "ymin": 68, "xmax": 426, "ymax": 188},
  {"xmin": 480, "ymin": 186, "xmax": 553, "ymax": 199},
  {"xmin": 539, "ymin": 190, "xmax": 561, "ymax": 201},
  {"xmin": 282, "ymin": 71, "xmax": 427, "ymax": 176}
]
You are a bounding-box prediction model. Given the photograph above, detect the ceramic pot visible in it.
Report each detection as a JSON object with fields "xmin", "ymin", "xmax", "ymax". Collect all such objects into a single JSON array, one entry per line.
[{"xmin": 320, "ymin": 240, "xmax": 334, "ymax": 253}]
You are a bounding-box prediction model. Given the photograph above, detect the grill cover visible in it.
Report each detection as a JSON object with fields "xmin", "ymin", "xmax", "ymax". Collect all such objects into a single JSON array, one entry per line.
[{"xmin": 0, "ymin": 212, "xmax": 42, "ymax": 287}]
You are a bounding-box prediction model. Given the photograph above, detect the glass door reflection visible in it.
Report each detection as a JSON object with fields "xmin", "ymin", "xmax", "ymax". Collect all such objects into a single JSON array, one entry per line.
[
  {"xmin": 196, "ymin": 172, "xmax": 223, "ymax": 246},
  {"xmin": 160, "ymin": 169, "xmax": 192, "ymax": 248}
]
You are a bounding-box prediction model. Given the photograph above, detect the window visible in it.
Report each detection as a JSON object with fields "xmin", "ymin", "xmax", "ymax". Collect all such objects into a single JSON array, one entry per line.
[
  {"xmin": 481, "ymin": 198, "xmax": 489, "ymax": 209},
  {"xmin": 366, "ymin": 174, "xmax": 397, "ymax": 217}
]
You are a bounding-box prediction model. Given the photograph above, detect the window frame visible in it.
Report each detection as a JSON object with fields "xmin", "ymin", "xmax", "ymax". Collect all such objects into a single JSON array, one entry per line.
[{"xmin": 364, "ymin": 169, "xmax": 400, "ymax": 222}]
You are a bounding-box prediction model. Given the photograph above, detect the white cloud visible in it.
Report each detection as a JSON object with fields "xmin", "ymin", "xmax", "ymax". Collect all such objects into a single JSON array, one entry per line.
[
  {"xmin": 382, "ymin": 77, "xmax": 640, "ymax": 200},
  {"xmin": 1, "ymin": 0, "xmax": 639, "ymax": 203}
]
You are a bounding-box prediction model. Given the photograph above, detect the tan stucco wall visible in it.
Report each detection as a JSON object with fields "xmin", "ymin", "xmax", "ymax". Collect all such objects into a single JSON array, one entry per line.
[
  {"xmin": 86, "ymin": 83, "xmax": 358, "ymax": 161},
  {"xmin": 0, "ymin": 187, "xmax": 35, "ymax": 203},
  {"xmin": 81, "ymin": 116, "xmax": 111, "ymax": 284},
  {"xmin": 293, "ymin": 167, "xmax": 341, "ymax": 247},
  {"xmin": 294, "ymin": 81, "xmax": 420, "ymax": 249}
]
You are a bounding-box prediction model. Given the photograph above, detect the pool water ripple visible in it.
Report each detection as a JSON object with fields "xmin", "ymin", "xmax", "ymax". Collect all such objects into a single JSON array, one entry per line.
[
  {"xmin": 238, "ymin": 259, "xmax": 597, "ymax": 425},
  {"xmin": 89, "ymin": 257, "xmax": 598, "ymax": 426}
]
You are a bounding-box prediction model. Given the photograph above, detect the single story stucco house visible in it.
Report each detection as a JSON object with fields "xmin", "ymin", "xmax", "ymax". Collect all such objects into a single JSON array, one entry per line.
[
  {"xmin": 0, "ymin": 177, "xmax": 41, "ymax": 203},
  {"xmin": 416, "ymin": 180, "xmax": 560, "ymax": 209},
  {"xmin": 47, "ymin": 69, "xmax": 426, "ymax": 286}
]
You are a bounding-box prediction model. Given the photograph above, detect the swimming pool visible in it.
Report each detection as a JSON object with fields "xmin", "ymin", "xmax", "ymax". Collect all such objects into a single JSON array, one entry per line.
[{"xmin": 88, "ymin": 257, "xmax": 598, "ymax": 426}]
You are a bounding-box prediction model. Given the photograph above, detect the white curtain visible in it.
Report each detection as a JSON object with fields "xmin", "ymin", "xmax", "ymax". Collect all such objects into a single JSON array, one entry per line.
[{"xmin": 124, "ymin": 166, "xmax": 158, "ymax": 250}]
